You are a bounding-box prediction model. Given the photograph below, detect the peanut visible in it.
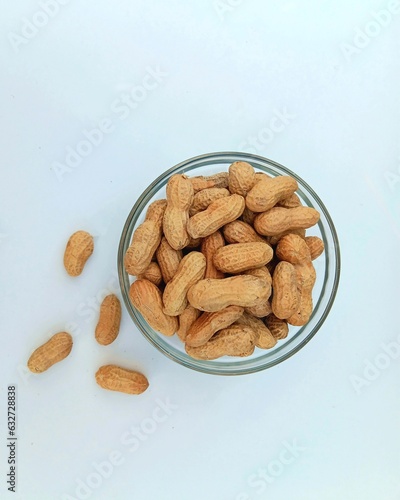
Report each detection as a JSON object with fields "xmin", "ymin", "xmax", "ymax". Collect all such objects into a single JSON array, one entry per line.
[
  {"xmin": 137, "ymin": 261, "xmax": 163, "ymax": 286},
  {"xmin": 95, "ymin": 365, "xmax": 149, "ymax": 395},
  {"xmin": 124, "ymin": 199, "xmax": 166, "ymax": 275},
  {"xmin": 185, "ymin": 324, "xmax": 255, "ymax": 360},
  {"xmin": 163, "ymin": 252, "xmax": 206, "ymax": 316},
  {"xmin": 255, "ymin": 172, "xmax": 271, "ymax": 182},
  {"xmin": 64, "ymin": 230, "xmax": 94, "ymax": 277},
  {"xmin": 242, "ymin": 206, "xmax": 256, "ymax": 226},
  {"xmin": 272, "ymin": 261, "xmax": 299, "ymax": 319},
  {"xmin": 27, "ymin": 332, "xmax": 73, "ymax": 373},
  {"xmin": 186, "ymin": 236, "xmax": 202, "ymax": 249},
  {"xmin": 223, "ymin": 220, "xmax": 266, "ymax": 244},
  {"xmin": 213, "ymin": 242, "xmax": 273, "ymax": 274},
  {"xmin": 185, "ymin": 305, "xmax": 244, "ymax": 347},
  {"xmin": 265, "ymin": 314, "xmax": 289, "ymax": 340},
  {"xmin": 228, "ymin": 161, "xmax": 256, "ymax": 196},
  {"xmin": 305, "ymin": 236, "xmax": 325, "ymax": 260},
  {"xmin": 187, "ymin": 194, "xmax": 245, "ymax": 239},
  {"xmin": 236, "ymin": 312, "xmax": 276, "ymax": 349},
  {"xmin": 201, "ymin": 230, "xmax": 225, "ymax": 279},
  {"xmin": 177, "ymin": 305, "xmax": 200, "ymax": 342},
  {"xmin": 189, "ymin": 187, "xmax": 230, "ymax": 216},
  {"xmin": 156, "ymin": 237, "xmax": 182, "ymax": 284},
  {"xmin": 129, "ymin": 279, "xmax": 178, "ymax": 336},
  {"xmin": 187, "ymin": 275, "xmax": 270, "ymax": 312},
  {"xmin": 95, "ymin": 294, "xmax": 121, "ymax": 346},
  {"xmin": 277, "ymin": 193, "xmax": 302, "ymax": 209},
  {"xmin": 246, "ymin": 176, "xmax": 298, "ymax": 212},
  {"xmin": 254, "ymin": 207, "xmax": 320, "ymax": 236},
  {"xmin": 163, "ymin": 174, "xmax": 194, "ymax": 250},
  {"xmin": 269, "ymin": 229, "xmax": 306, "ymax": 246},
  {"xmin": 189, "ymin": 172, "xmax": 229, "ymax": 192},
  {"xmin": 244, "ymin": 267, "xmax": 272, "ymax": 317}
]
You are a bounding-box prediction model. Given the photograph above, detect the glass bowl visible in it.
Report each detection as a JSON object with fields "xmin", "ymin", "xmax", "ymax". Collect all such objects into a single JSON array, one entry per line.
[{"xmin": 118, "ymin": 152, "xmax": 340, "ymax": 375}]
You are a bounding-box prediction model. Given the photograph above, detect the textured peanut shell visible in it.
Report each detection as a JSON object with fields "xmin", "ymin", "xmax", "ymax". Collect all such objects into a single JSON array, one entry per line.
[
  {"xmin": 28, "ymin": 332, "xmax": 73, "ymax": 373},
  {"xmin": 187, "ymin": 275, "xmax": 271, "ymax": 312},
  {"xmin": 244, "ymin": 268, "xmax": 272, "ymax": 317},
  {"xmin": 272, "ymin": 261, "xmax": 299, "ymax": 319},
  {"xmin": 242, "ymin": 206, "xmax": 256, "ymax": 226},
  {"xmin": 137, "ymin": 261, "xmax": 163, "ymax": 286},
  {"xmin": 185, "ymin": 324, "xmax": 255, "ymax": 360},
  {"xmin": 185, "ymin": 305, "xmax": 244, "ymax": 347},
  {"xmin": 228, "ymin": 161, "xmax": 256, "ymax": 196},
  {"xmin": 163, "ymin": 252, "xmax": 206, "ymax": 316},
  {"xmin": 276, "ymin": 233, "xmax": 312, "ymax": 265},
  {"xmin": 255, "ymin": 172, "xmax": 271, "ymax": 182},
  {"xmin": 277, "ymin": 193, "xmax": 302, "ymax": 209},
  {"xmin": 129, "ymin": 279, "xmax": 177, "ymax": 336},
  {"xmin": 177, "ymin": 305, "xmax": 200, "ymax": 342},
  {"xmin": 236, "ymin": 313, "xmax": 276, "ymax": 349},
  {"xmin": 189, "ymin": 188, "xmax": 230, "ymax": 216},
  {"xmin": 254, "ymin": 207, "xmax": 320, "ymax": 236},
  {"xmin": 223, "ymin": 220, "xmax": 266, "ymax": 244},
  {"xmin": 269, "ymin": 229, "xmax": 306, "ymax": 246},
  {"xmin": 187, "ymin": 194, "xmax": 245, "ymax": 239},
  {"xmin": 265, "ymin": 314, "xmax": 289, "ymax": 340},
  {"xmin": 213, "ymin": 242, "xmax": 273, "ymax": 274},
  {"xmin": 201, "ymin": 230, "xmax": 225, "ymax": 279},
  {"xmin": 288, "ymin": 261, "xmax": 316, "ymax": 326},
  {"xmin": 95, "ymin": 365, "xmax": 149, "ymax": 395},
  {"xmin": 163, "ymin": 175, "xmax": 194, "ymax": 250},
  {"xmin": 95, "ymin": 294, "xmax": 121, "ymax": 346},
  {"xmin": 64, "ymin": 231, "xmax": 94, "ymax": 277},
  {"xmin": 156, "ymin": 237, "xmax": 182, "ymax": 284},
  {"xmin": 246, "ymin": 176, "xmax": 298, "ymax": 213},
  {"xmin": 189, "ymin": 172, "xmax": 229, "ymax": 192},
  {"xmin": 305, "ymin": 236, "xmax": 325, "ymax": 260}
]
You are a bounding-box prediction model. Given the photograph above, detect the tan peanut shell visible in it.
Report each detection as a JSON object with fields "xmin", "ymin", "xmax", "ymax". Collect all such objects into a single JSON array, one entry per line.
[
  {"xmin": 213, "ymin": 242, "xmax": 273, "ymax": 274},
  {"xmin": 228, "ymin": 161, "xmax": 256, "ymax": 196},
  {"xmin": 255, "ymin": 172, "xmax": 271, "ymax": 182},
  {"xmin": 272, "ymin": 261, "xmax": 299, "ymax": 319},
  {"xmin": 177, "ymin": 305, "xmax": 200, "ymax": 342},
  {"xmin": 187, "ymin": 275, "xmax": 271, "ymax": 312},
  {"xmin": 129, "ymin": 279, "xmax": 177, "ymax": 336},
  {"xmin": 201, "ymin": 230, "xmax": 225, "ymax": 279},
  {"xmin": 277, "ymin": 193, "xmax": 302, "ymax": 209},
  {"xmin": 276, "ymin": 233, "xmax": 312, "ymax": 264},
  {"xmin": 163, "ymin": 252, "xmax": 206, "ymax": 316},
  {"xmin": 95, "ymin": 365, "xmax": 149, "ymax": 395},
  {"xmin": 223, "ymin": 220, "xmax": 266, "ymax": 244},
  {"xmin": 95, "ymin": 294, "xmax": 121, "ymax": 346},
  {"xmin": 137, "ymin": 261, "xmax": 163, "ymax": 286},
  {"xmin": 64, "ymin": 230, "xmax": 94, "ymax": 277},
  {"xmin": 185, "ymin": 305, "xmax": 244, "ymax": 347},
  {"xmin": 186, "ymin": 236, "xmax": 202, "ymax": 248},
  {"xmin": 189, "ymin": 187, "xmax": 230, "ymax": 216},
  {"xmin": 242, "ymin": 206, "xmax": 256, "ymax": 226},
  {"xmin": 163, "ymin": 174, "xmax": 194, "ymax": 250},
  {"xmin": 305, "ymin": 236, "xmax": 325, "ymax": 260},
  {"xmin": 156, "ymin": 237, "xmax": 182, "ymax": 284},
  {"xmin": 124, "ymin": 200, "xmax": 166, "ymax": 275},
  {"xmin": 236, "ymin": 313, "xmax": 276, "ymax": 349},
  {"xmin": 246, "ymin": 176, "xmax": 298, "ymax": 212},
  {"xmin": 187, "ymin": 194, "xmax": 245, "ymax": 239},
  {"xmin": 245, "ymin": 266, "xmax": 272, "ymax": 285},
  {"xmin": 185, "ymin": 324, "xmax": 255, "ymax": 360},
  {"xmin": 28, "ymin": 332, "xmax": 73, "ymax": 373},
  {"xmin": 244, "ymin": 267, "xmax": 272, "ymax": 317},
  {"xmin": 265, "ymin": 314, "xmax": 289, "ymax": 340},
  {"xmin": 254, "ymin": 207, "xmax": 320, "ymax": 236},
  {"xmin": 189, "ymin": 172, "xmax": 229, "ymax": 192},
  {"xmin": 269, "ymin": 229, "xmax": 306, "ymax": 246}
]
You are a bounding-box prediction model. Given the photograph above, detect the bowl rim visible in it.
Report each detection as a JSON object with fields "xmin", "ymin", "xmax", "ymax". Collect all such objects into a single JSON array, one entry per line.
[{"xmin": 118, "ymin": 151, "xmax": 341, "ymax": 375}]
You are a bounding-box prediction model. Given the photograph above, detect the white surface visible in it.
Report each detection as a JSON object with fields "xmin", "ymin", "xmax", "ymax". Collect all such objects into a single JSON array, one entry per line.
[{"xmin": 1, "ymin": 1, "xmax": 399, "ymax": 499}]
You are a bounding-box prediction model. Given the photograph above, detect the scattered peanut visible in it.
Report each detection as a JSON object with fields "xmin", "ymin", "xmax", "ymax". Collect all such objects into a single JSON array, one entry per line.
[
  {"xmin": 95, "ymin": 365, "xmax": 149, "ymax": 395},
  {"xmin": 95, "ymin": 294, "xmax": 121, "ymax": 346},
  {"xmin": 64, "ymin": 230, "xmax": 94, "ymax": 277},
  {"xmin": 28, "ymin": 332, "xmax": 73, "ymax": 373}
]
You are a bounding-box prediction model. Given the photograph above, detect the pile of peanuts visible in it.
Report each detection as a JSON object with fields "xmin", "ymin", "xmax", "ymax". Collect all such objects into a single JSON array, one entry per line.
[{"xmin": 125, "ymin": 161, "xmax": 324, "ymax": 360}]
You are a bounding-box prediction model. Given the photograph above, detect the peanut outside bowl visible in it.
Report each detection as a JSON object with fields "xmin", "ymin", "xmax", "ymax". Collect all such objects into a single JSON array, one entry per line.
[{"xmin": 118, "ymin": 152, "xmax": 340, "ymax": 375}]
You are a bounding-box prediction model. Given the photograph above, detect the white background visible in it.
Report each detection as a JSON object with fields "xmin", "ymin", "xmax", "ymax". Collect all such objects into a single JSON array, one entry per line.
[{"xmin": 1, "ymin": 1, "xmax": 400, "ymax": 499}]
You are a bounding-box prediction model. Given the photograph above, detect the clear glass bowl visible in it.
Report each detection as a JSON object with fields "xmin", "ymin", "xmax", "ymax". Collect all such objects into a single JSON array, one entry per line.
[{"xmin": 118, "ymin": 152, "xmax": 340, "ymax": 375}]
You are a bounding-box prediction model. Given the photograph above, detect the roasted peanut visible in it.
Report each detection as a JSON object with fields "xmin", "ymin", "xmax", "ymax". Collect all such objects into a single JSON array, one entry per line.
[
  {"xmin": 305, "ymin": 236, "xmax": 325, "ymax": 260},
  {"xmin": 246, "ymin": 176, "xmax": 298, "ymax": 212},
  {"xmin": 236, "ymin": 312, "xmax": 276, "ymax": 349},
  {"xmin": 265, "ymin": 314, "xmax": 289, "ymax": 340},
  {"xmin": 254, "ymin": 207, "xmax": 320, "ymax": 236},
  {"xmin": 201, "ymin": 230, "xmax": 225, "ymax": 279},
  {"xmin": 189, "ymin": 187, "xmax": 230, "ymax": 216},
  {"xmin": 28, "ymin": 332, "xmax": 73, "ymax": 373},
  {"xmin": 187, "ymin": 194, "xmax": 245, "ymax": 239},
  {"xmin": 95, "ymin": 294, "xmax": 121, "ymax": 345},
  {"xmin": 156, "ymin": 237, "xmax": 182, "ymax": 284},
  {"xmin": 129, "ymin": 279, "xmax": 178, "ymax": 336},
  {"xmin": 163, "ymin": 174, "xmax": 194, "ymax": 250},
  {"xmin": 187, "ymin": 275, "xmax": 270, "ymax": 312},
  {"xmin": 243, "ymin": 267, "xmax": 272, "ymax": 317},
  {"xmin": 213, "ymin": 242, "xmax": 273, "ymax": 274},
  {"xmin": 185, "ymin": 324, "xmax": 255, "ymax": 360},
  {"xmin": 163, "ymin": 252, "xmax": 206, "ymax": 316},
  {"xmin": 95, "ymin": 365, "xmax": 149, "ymax": 395},
  {"xmin": 124, "ymin": 199, "xmax": 166, "ymax": 275},
  {"xmin": 272, "ymin": 261, "xmax": 299, "ymax": 319},
  {"xmin": 228, "ymin": 161, "xmax": 256, "ymax": 196},
  {"xmin": 242, "ymin": 206, "xmax": 257, "ymax": 226},
  {"xmin": 177, "ymin": 305, "xmax": 200, "ymax": 342},
  {"xmin": 64, "ymin": 230, "xmax": 94, "ymax": 277},
  {"xmin": 277, "ymin": 193, "xmax": 302, "ymax": 209},
  {"xmin": 185, "ymin": 305, "xmax": 244, "ymax": 347},
  {"xmin": 223, "ymin": 220, "xmax": 266, "ymax": 244},
  {"xmin": 137, "ymin": 261, "xmax": 163, "ymax": 286},
  {"xmin": 189, "ymin": 172, "xmax": 229, "ymax": 192},
  {"xmin": 269, "ymin": 229, "xmax": 306, "ymax": 246}
]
